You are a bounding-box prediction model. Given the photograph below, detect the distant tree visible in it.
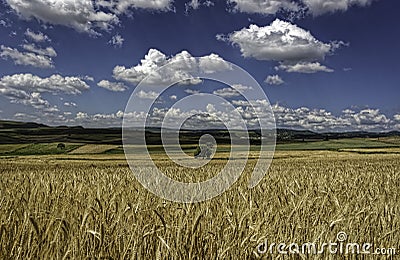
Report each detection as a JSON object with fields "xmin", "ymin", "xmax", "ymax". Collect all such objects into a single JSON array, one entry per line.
[{"xmin": 57, "ymin": 143, "xmax": 66, "ymax": 150}]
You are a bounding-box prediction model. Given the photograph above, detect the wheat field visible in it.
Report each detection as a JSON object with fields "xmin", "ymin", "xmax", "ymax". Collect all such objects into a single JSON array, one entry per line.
[{"xmin": 0, "ymin": 150, "xmax": 399, "ymax": 259}]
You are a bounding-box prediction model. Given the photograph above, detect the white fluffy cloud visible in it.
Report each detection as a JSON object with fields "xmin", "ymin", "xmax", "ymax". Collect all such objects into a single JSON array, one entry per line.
[
  {"xmin": 112, "ymin": 0, "xmax": 174, "ymax": 13},
  {"xmin": 5, "ymin": 0, "xmax": 175, "ymax": 34},
  {"xmin": 6, "ymin": 0, "xmax": 119, "ymax": 34},
  {"xmin": 184, "ymin": 89, "xmax": 200, "ymax": 95},
  {"xmin": 198, "ymin": 54, "xmax": 232, "ymax": 73},
  {"xmin": 341, "ymin": 108, "xmax": 390, "ymax": 127},
  {"xmin": 273, "ymin": 105, "xmax": 391, "ymax": 131},
  {"xmin": 265, "ymin": 75, "xmax": 284, "ymax": 85},
  {"xmin": 22, "ymin": 43, "xmax": 57, "ymax": 57},
  {"xmin": 34, "ymin": 100, "xmax": 399, "ymax": 131},
  {"xmin": 226, "ymin": 19, "xmax": 333, "ymax": 62},
  {"xmin": 212, "ymin": 84, "xmax": 252, "ymax": 98},
  {"xmin": 25, "ymin": 28, "xmax": 50, "ymax": 42},
  {"xmin": 83, "ymin": 75, "xmax": 95, "ymax": 82},
  {"xmin": 225, "ymin": 0, "xmax": 377, "ymax": 16},
  {"xmin": 227, "ymin": 0, "xmax": 300, "ymax": 15},
  {"xmin": 272, "ymin": 104, "xmax": 348, "ymax": 131},
  {"xmin": 213, "ymin": 88, "xmax": 240, "ymax": 98},
  {"xmin": 303, "ymin": 0, "xmax": 376, "ymax": 16},
  {"xmin": 0, "ymin": 73, "xmax": 89, "ymax": 111},
  {"xmin": 97, "ymin": 80, "xmax": 128, "ymax": 92},
  {"xmin": 113, "ymin": 49, "xmax": 231, "ymax": 86},
  {"xmin": 0, "ymin": 45, "xmax": 54, "ymax": 68},
  {"xmin": 222, "ymin": 19, "xmax": 344, "ymax": 74},
  {"xmin": 185, "ymin": 0, "xmax": 214, "ymax": 13},
  {"xmin": 73, "ymin": 110, "xmax": 146, "ymax": 127},
  {"xmin": 226, "ymin": 100, "xmax": 394, "ymax": 131},
  {"xmin": 136, "ymin": 90, "xmax": 159, "ymax": 99},
  {"xmin": 22, "ymin": 92, "xmax": 59, "ymax": 111},
  {"xmin": 186, "ymin": 0, "xmax": 201, "ymax": 10},
  {"xmin": 276, "ymin": 62, "xmax": 333, "ymax": 73},
  {"xmin": 76, "ymin": 112, "xmax": 89, "ymax": 120},
  {"xmin": 5, "ymin": 0, "xmax": 378, "ymax": 35},
  {"xmin": 109, "ymin": 34, "xmax": 124, "ymax": 48},
  {"xmin": 0, "ymin": 74, "xmax": 90, "ymax": 95}
]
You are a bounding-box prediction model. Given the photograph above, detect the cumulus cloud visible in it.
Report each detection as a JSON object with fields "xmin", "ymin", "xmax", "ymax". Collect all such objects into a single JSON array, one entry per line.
[
  {"xmin": 212, "ymin": 84, "xmax": 252, "ymax": 98},
  {"xmin": 265, "ymin": 75, "xmax": 284, "ymax": 85},
  {"xmin": 225, "ymin": 19, "xmax": 333, "ymax": 62},
  {"xmin": 276, "ymin": 62, "xmax": 333, "ymax": 73},
  {"xmin": 303, "ymin": 0, "xmax": 376, "ymax": 16},
  {"xmin": 0, "ymin": 73, "xmax": 89, "ymax": 111},
  {"xmin": 109, "ymin": 34, "xmax": 124, "ymax": 48},
  {"xmin": 6, "ymin": 1, "xmax": 175, "ymax": 35},
  {"xmin": 31, "ymin": 100, "xmax": 399, "ymax": 131},
  {"xmin": 184, "ymin": 89, "xmax": 200, "ymax": 94},
  {"xmin": 227, "ymin": 100, "xmax": 395, "ymax": 131},
  {"xmin": 224, "ymin": 101, "xmax": 393, "ymax": 131},
  {"xmin": 112, "ymin": 0, "xmax": 174, "ymax": 13},
  {"xmin": 22, "ymin": 43, "xmax": 57, "ymax": 57},
  {"xmin": 136, "ymin": 90, "xmax": 159, "ymax": 99},
  {"xmin": 186, "ymin": 0, "xmax": 201, "ymax": 10},
  {"xmin": 198, "ymin": 54, "xmax": 232, "ymax": 73},
  {"xmin": 341, "ymin": 108, "xmax": 390, "ymax": 128},
  {"xmin": 272, "ymin": 104, "xmax": 346, "ymax": 131},
  {"xmin": 76, "ymin": 112, "xmax": 89, "ymax": 120},
  {"xmin": 272, "ymin": 104, "xmax": 391, "ymax": 131},
  {"xmin": 73, "ymin": 110, "xmax": 146, "ymax": 127},
  {"xmin": 113, "ymin": 48, "xmax": 231, "ymax": 86},
  {"xmin": 6, "ymin": 0, "xmax": 119, "ymax": 35},
  {"xmin": 224, "ymin": 0, "xmax": 377, "ymax": 16},
  {"xmin": 82, "ymin": 75, "xmax": 95, "ymax": 82},
  {"xmin": 0, "ymin": 74, "xmax": 90, "ymax": 95},
  {"xmin": 97, "ymin": 80, "xmax": 128, "ymax": 92},
  {"xmin": 213, "ymin": 87, "xmax": 241, "ymax": 98},
  {"xmin": 227, "ymin": 0, "xmax": 300, "ymax": 15},
  {"xmin": 221, "ymin": 19, "xmax": 344, "ymax": 74},
  {"xmin": 0, "ymin": 45, "xmax": 54, "ymax": 68},
  {"xmin": 24, "ymin": 28, "xmax": 50, "ymax": 42},
  {"xmin": 185, "ymin": 0, "xmax": 214, "ymax": 13},
  {"xmin": 21, "ymin": 92, "xmax": 59, "ymax": 111}
]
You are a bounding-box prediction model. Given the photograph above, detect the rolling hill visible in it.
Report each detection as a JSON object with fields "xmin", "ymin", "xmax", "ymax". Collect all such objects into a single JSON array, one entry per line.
[{"xmin": 0, "ymin": 120, "xmax": 399, "ymax": 145}]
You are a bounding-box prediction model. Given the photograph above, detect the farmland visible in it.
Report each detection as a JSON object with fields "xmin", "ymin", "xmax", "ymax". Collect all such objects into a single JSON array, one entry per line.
[{"xmin": 0, "ymin": 140, "xmax": 399, "ymax": 258}]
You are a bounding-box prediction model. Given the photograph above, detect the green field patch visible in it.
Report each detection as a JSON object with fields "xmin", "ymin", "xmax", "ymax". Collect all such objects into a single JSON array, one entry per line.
[
  {"xmin": 0, "ymin": 144, "xmax": 30, "ymax": 154},
  {"xmin": 276, "ymin": 138, "xmax": 400, "ymax": 151},
  {"xmin": 6, "ymin": 143, "xmax": 83, "ymax": 155}
]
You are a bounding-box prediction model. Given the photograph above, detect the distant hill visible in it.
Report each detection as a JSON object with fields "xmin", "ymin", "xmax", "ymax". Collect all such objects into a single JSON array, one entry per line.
[
  {"xmin": 0, "ymin": 120, "xmax": 48, "ymax": 129},
  {"xmin": 0, "ymin": 120, "xmax": 121, "ymax": 144},
  {"xmin": 0, "ymin": 120, "xmax": 399, "ymax": 145}
]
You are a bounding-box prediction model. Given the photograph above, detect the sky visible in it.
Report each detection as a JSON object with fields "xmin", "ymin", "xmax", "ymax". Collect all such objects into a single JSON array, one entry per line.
[{"xmin": 0, "ymin": 0, "xmax": 399, "ymax": 132}]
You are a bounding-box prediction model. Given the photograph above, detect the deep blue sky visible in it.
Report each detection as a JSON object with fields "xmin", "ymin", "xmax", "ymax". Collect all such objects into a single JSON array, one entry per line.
[{"xmin": 0, "ymin": 0, "xmax": 399, "ymax": 131}]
